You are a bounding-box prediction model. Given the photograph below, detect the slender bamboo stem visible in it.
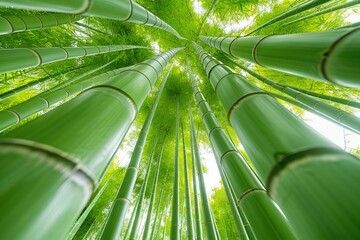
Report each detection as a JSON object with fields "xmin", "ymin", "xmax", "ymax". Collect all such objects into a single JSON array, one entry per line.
[
  {"xmin": 190, "ymin": 112, "xmax": 218, "ymax": 240},
  {"xmin": 150, "ymin": 175, "xmax": 167, "ymax": 239},
  {"xmin": 246, "ymin": 0, "xmax": 332, "ymax": 35},
  {"xmin": 232, "ymin": 61, "xmax": 360, "ymax": 134},
  {"xmin": 170, "ymin": 96, "xmax": 180, "ymax": 240},
  {"xmin": 142, "ymin": 139, "xmax": 166, "ymax": 240},
  {"xmin": 182, "ymin": 122, "xmax": 195, "ymax": 240},
  {"xmin": 99, "ymin": 62, "xmax": 176, "ymax": 240},
  {"xmin": 283, "ymin": 0, "xmax": 360, "ymax": 26},
  {"xmin": 128, "ymin": 140, "xmax": 157, "ymax": 240}
]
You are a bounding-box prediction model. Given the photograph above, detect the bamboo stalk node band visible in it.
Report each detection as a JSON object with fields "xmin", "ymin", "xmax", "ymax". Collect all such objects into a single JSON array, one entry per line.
[
  {"xmin": 124, "ymin": 69, "xmax": 153, "ymax": 88},
  {"xmin": 4, "ymin": 109, "xmax": 21, "ymax": 123},
  {"xmin": 237, "ymin": 188, "xmax": 266, "ymax": 203},
  {"xmin": 251, "ymin": 35, "xmax": 274, "ymax": 67},
  {"xmin": 266, "ymin": 147, "xmax": 355, "ymax": 192},
  {"xmin": 81, "ymin": 86, "xmax": 138, "ymax": 114},
  {"xmin": 321, "ymin": 28, "xmax": 360, "ymax": 84},
  {"xmin": 29, "ymin": 48, "xmax": 43, "ymax": 66},
  {"xmin": 214, "ymin": 73, "xmax": 239, "ymax": 93},
  {"xmin": 135, "ymin": 62, "xmax": 159, "ymax": 79},
  {"xmin": 0, "ymin": 138, "xmax": 97, "ymax": 189},
  {"xmin": 227, "ymin": 92, "xmax": 268, "ymax": 122}
]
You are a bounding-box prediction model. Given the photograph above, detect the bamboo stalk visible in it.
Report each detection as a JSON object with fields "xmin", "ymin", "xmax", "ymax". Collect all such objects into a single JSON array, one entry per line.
[
  {"xmin": 0, "ymin": 0, "xmax": 184, "ymax": 39},
  {"xmin": 128, "ymin": 140, "xmax": 157, "ymax": 240},
  {"xmin": 0, "ymin": 67, "xmax": 128, "ymax": 133},
  {"xmin": 181, "ymin": 122, "xmax": 195, "ymax": 240},
  {"xmin": 189, "ymin": 60, "xmax": 297, "ymax": 240},
  {"xmin": 170, "ymin": 96, "xmax": 180, "ymax": 240},
  {"xmin": 0, "ymin": 49, "xmax": 182, "ymax": 240},
  {"xmin": 142, "ymin": 139, "xmax": 166, "ymax": 240},
  {"xmin": 199, "ymin": 27, "xmax": 360, "ymax": 87},
  {"xmin": 0, "ymin": 45, "xmax": 147, "ymax": 74},
  {"xmin": 193, "ymin": 42, "xmax": 360, "ymax": 239},
  {"xmin": 283, "ymin": 0, "xmax": 360, "ymax": 26},
  {"xmin": 190, "ymin": 111, "xmax": 219, "ymax": 240},
  {"xmin": 0, "ymin": 13, "xmax": 82, "ymax": 35},
  {"xmin": 246, "ymin": 0, "xmax": 332, "ymax": 35},
  {"xmin": 232, "ymin": 61, "xmax": 360, "ymax": 134},
  {"xmin": 98, "ymin": 62, "xmax": 176, "ymax": 240},
  {"xmin": 123, "ymin": 187, "xmax": 141, "ymax": 240},
  {"xmin": 189, "ymin": 119, "xmax": 204, "ymax": 240},
  {"xmin": 65, "ymin": 178, "xmax": 110, "ymax": 240}
]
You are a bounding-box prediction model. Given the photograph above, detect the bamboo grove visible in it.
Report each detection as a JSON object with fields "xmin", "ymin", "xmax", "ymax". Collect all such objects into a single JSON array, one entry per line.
[{"xmin": 0, "ymin": 0, "xmax": 359, "ymax": 239}]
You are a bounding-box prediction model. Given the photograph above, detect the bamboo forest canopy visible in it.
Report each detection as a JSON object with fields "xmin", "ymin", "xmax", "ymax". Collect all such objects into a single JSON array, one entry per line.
[{"xmin": 0, "ymin": 0, "xmax": 359, "ymax": 239}]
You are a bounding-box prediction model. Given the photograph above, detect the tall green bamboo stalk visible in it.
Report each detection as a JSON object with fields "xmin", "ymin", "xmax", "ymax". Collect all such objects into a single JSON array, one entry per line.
[
  {"xmin": 0, "ymin": 48, "xmax": 182, "ymax": 240},
  {"xmin": 99, "ymin": 63, "xmax": 175, "ymax": 240},
  {"xmin": 123, "ymin": 187, "xmax": 141, "ymax": 240},
  {"xmin": 0, "ymin": 45, "xmax": 146, "ymax": 74},
  {"xmin": 182, "ymin": 122, "xmax": 195, "ymax": 240},
  {"xmin": 190, "ymin": 112, "xmax": 218, "ymax": 240},
  {"xmin": 170, "ymin": 96, "xmax": 180, "ymax": 240},
  {"xmin": 283, "ymin": 86, "xmax": 360, "ymax": 109},
  {"xmin": 150, "ymin": 174, "xmax": 168, "ymax": 239},
  {"xmin": 233, "ymin": 61, "xmax": 360, "ymax": 134},
  {"xmin": 199, "ymin": 27, "xmax": 360, "ymax": 87},
  {"xmin": 189, "ymin": 60, "xmax": 296, "ymax": 239},
  {"xmin": 284, "ymin": 0, "xmax": 360, "ymax": 26},
  {"xmin": 0, "ymin": 66, "xmax": 129, "ymax": 133},
  {"xmin": 193, "ymin": 42, "xmax": 360, "ymax": 239},
  {"xmin": 142, "ymin": 139, "xmax": 166, "ymax": 240},
  {"xmin": 246, "ymin": 0, "xmax": 332, "ymax": 35},
  {"xmin": 65, "ymin": 178, "xmax": 110, "ymax": 240},
  {"xmin": 189, "ymin": 114, "xmax": 203, "ymax": 240},
  {"xmin": 128, "ymin": 140, "xmax": 157, "ymax": 240},
  {"xmin": 0, "ymin": 0, "xmax": 184, "ymax": 39},
  {"xmin": 0, "ymin": 13, "xmax": 82, "ymax": 35}
]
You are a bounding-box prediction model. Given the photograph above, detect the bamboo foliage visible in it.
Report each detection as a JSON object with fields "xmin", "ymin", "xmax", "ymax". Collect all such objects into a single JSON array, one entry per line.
[
  {"xmin": 193, "ymin": 42, "xmax": 360, "ymax": 239},
  {"xmin": 170, "ymin": 96, "xmax": 180, "ymax": 240},
  {"xmin": 0, "ymin": 48, "xmax": 182, "ymax": 240},
  {"xmin": 0, "ymin": 45, "xmax": 147, "ymax": 74},
  {"xmin": 0, "ymin": 13, "xmax": 82, "ymax": 35},
  {"xmin": 0, "ymin": 65, "xmax": 83, "ymax": 101},
  {"xmin": 190, "ymin": 111, "xmax": 218, "ymax": 240},
  {"xmin": 0, "ymin": 0, "xmax": 184, "ymax": 39},
  {"xmin": 232, "ymin": 61, "xmax": 360, "ymax": 134},
  {"xmin": 283, "ymin": 0, "xmax": 360, "ymax": 26},
  {"xmin": 181, "ymin": 123, "xmax": 195, "ymax": 240},
  {"xmin": 98, "ymin": 63, "xmax": 175, "ymax": 240},
  {"xmin": 199, "ymin": 27, "xmax": 360, "ymax": 87},
  {"xmin": 189, "ymin": 62, "xmax": 296, "ymax": 240},
  {"xmin": 246, "ymin": 0, "xmax": 332, "ymax": 35}
]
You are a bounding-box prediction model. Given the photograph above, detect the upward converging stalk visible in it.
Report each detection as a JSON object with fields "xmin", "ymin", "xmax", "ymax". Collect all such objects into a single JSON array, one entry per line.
[
  {"xmin": 0, "ymin": 0, "xmax": 185, "ymax": 39},
  {"xmin": 199, "ymin": 28, "xmax": 360, "ymax": 87},
  {"xmin": 99, "ymin": 63, "xmax": 175, "ymax": 240},
  {"xmin": 181, "ymin": 123, "xmax": 195, "ymax": 240},
  {"xmin": 170, "ymin": 96, "xmax": 180, "ymax": 240},
  {"xmin": 188, "ymin": 59, "xmax": 296, "ymax": 240},
  {"xmin": 190, "ymin": 111, "xmax": 218, "ymax": 240},
  {"xmin": 193, "ymin": 42, "xmax": 360, "ymax": 239},
  {"xmin": 0, "ymin": 48, "xmax": 182, "ymax": 240}
]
